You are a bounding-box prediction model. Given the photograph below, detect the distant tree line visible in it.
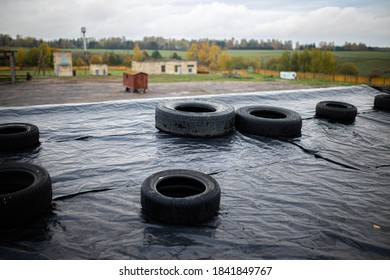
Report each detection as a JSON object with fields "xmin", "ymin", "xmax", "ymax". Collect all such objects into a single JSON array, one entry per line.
[
  {"xmin": 303, "ymin": 41, "xmax": 372, "ymax": 51},
  {"xmin": 264, "ymin": 49, "xmax": 360, "ymax": 75},
  {"xmin": 3, "ymin": 41, "xmax": 181, "ymax": 68},
  {"xmin": 0, "ymin": 34, "xmax": 373, "ymax": 75},
  {"xmin": 1, "ymin": 33, "xmax": 385, "ymax": 51}
]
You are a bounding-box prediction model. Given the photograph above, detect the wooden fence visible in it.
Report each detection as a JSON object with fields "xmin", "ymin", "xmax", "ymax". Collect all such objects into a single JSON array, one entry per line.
[{"xmin": 255, "ymin": 69, "xmax": 390, "ymax": 86}]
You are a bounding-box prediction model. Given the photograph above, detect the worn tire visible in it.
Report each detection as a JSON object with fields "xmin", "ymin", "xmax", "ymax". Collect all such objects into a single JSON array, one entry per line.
[
  {"xmin": 235, "ymin": 106, "xmax": 302, "ymax": 138},
  {"xmin": 0, "ymin": 123, "xmax": 40, "ymax": 150},
  {"xmin": 374, "ymin": 94, "xmax": 390, "ymax": 111},
  {"xmin": 155, "ymin": 99, "xmax": 235, "ymax": 137},
  {"xmin": 141, "ymin": 169, "xmax": 221, "ymax": 225},
  {"xmin": 0, "ymin": 162, "xmax": 52, "ymax": 228},
  {"xmin": 316, "ymin": 101, "xmax": 357, "ymax": 121}
]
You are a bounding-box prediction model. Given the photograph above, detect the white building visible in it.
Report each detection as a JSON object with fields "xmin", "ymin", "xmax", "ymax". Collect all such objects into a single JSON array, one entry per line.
[
  {"xmin": 132, "ymin": 60, "xmax": 197, "ymax": 74},
  {"xmin": 53, "ymin": 51, "xmax": 73, "ymax": 76},
  {"xmin": 90, "ymin": 64, "xmax": 108, "ymax": 76}
]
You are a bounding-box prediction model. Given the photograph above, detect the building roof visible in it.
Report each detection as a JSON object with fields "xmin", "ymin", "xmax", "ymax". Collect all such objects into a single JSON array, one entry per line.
[
  {"xmin": 0, "ymin": 50, "xmax": 17, "ymax": 59},
  {"xmin": 124, "ymin": 70, "xmax": 148, "ymax": 76}
]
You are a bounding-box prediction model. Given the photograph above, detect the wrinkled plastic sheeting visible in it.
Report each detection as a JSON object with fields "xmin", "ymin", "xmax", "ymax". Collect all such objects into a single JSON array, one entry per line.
[{"xmin": 0, "ymin": 85, "xmax": 389, "ymax": 260}]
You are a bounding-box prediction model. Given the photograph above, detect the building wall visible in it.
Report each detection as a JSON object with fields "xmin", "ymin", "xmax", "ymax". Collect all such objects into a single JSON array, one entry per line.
[
  {"xmin": 90, "ymin": 64, "xmax": 108, "ymax": 76},
  {"xmin": 132, "ymin": 60, "xmax": 197, "ymax": 74},
  {"xmin": 53, "ymin": 51, "xmax": 73, "ymax": 76}
]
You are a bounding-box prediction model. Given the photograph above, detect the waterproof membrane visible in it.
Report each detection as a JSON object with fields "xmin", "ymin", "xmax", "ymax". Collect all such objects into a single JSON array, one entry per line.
[{"xmin": 0, "ymin": 85, "xmax": 389, "ymax": 259}]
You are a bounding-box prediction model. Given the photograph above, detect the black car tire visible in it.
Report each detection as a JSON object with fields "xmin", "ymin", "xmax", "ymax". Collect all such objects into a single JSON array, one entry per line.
[
  {"xmin": 316, "ymin": 101, "xmax": 358, "ymax": 121},
  {"xmin": 155, "ymin": 99, "xmax": 235, "ymax": 137},
  {"xmin": 0, "ymin": 162, "xmax": 52, "ymax": 228},
  {"xmin": 141, "ymin": 169, "xmax": 221, "ymax": 225},
  {"xmin": 235, "ymin": 105, "xmax": 302, "ymax": 138},
  {"xmin": 374, "ymin": 94, "xmax": 390, "ymax": 111},
  {"xmin": 0, "ymin": 123, "xmax": 40, "ymax": 150}
]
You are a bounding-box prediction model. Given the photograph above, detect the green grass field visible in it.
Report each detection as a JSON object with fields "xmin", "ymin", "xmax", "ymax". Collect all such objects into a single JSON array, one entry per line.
[
  {"xmin": 332, "ymin": 51, "xmax": 390, "ymax": 77},
  {"xmin": 1, "ymin": 70, "xmax": 355, "ymax": 88},
  {"xmin": 228, "ymin": 50, "xmax": 390, "ymax": 77}
]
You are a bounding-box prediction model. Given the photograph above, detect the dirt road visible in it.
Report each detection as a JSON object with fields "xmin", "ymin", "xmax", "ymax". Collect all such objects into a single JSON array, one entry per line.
[{"xmin": 0, "ymin": 78, "xmax": 342, "ymax": 107}]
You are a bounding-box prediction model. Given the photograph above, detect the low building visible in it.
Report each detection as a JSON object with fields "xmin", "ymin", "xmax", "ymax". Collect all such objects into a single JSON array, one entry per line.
[
  {"xmin": 53, "ymin": 51, "xmax": 73, "ymax": 76},
  {"xmin": 132, "ymin": 60, "xmax": 197, "ymax": 74},
  {"xmin": 90, "ymin": 64, "xmax": 108, "ymax": 76}
]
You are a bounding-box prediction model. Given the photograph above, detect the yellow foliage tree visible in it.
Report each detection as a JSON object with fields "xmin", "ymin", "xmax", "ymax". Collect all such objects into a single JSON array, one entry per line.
[
  {"xmin": 89, "ymin": 54, "xmax": 103, "ymax": 64},
  {"xmin": 185, "ymin": 43, "xmax": 198, "ymax": 60},
  {"xmin": 217, "ymin": 51, "xmax": 232, "ymax": 71},
  {"xmin": 197, "ymin": 41, "xmax": 210, "ymax": 65},
  {"xmin": 15, "ymin": 48, "xmax": 26, "ymax": 68},
  {"xmin": 132, "ymin": 43, "xmax": 145, "ymax": 62},
  {"xmin": 75, "ymin": 57, "xmax": 85, "ymax": 66},
  {"xmin": 208, "ymin": 44, "xmax": 222, "ymax": 71},
  {"xmin": 185, "ymin": 42, "xmax": 236, "ymax": 71}
]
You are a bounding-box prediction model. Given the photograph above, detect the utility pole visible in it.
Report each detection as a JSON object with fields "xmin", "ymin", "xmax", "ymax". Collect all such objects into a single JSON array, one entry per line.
[{"xmin": 81, "ymin": 27, "xmax": 88, "ymax": 76}]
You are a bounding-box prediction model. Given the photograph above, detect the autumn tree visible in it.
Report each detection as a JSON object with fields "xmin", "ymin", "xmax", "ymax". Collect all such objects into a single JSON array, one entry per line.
[
  {"xmin": 265, "ymin": 57, "xmax": 279, "ymax": 70},
  {"xmin": 122, "ymin": 56, "xmax": 132, "ymax": 67},
  {"xmin": 132, "ymin": 43, "xmax": 144, "ymax": 61},
  {"xmin": 37, "ymin": 42, "xmax": 51, "ymax": 67},
  {"xmin": 217, "ymin": 51, "xmax": 232, "ymax": 71},
  {"xmin": 185, "ymin": 43, "xmax": 198, "ymax": 61},
  {"xmin": 197, "ymin": 41, "xmax": 210, "ymax": 65},
  {"xmin": 298, "ymin": 49, "xmax": 312, "ymax": 72},
  {"xmin": 74, "ymin": 57, "xmax": 85, "ymax": 66},
  {"xmin": 103, "ymin": 51, "xmax": 122, "ymax": 65},
  {"xmin": 278, "ymin": 51, "xmax": 291, "ymax": 71},
  {"xmin": 90, "ymin": 54, "xmax": 103, "ymax": 64},
  {"xmin": 23, "ymin": 47, "xmax": 39, "ymax": 67},
  {"xmin": 185, "ymin": 42, "xmax": 224, "ymax": 70},
  {"xmin": 307, "ymin": 49, "xmax": 336, "ymax": 73},
  {"xmin": 290, "ymin": 51, "xmax": 299, "ymax": 71},
  {"xmin": 208, "ymin": 44, "xmax": 222, "ymax": 71},
  {"xmin": 15, "ymin": 48, "xmax": 26, "ymax": 68},
  {"xmin": 320, "ymin": 50, "xmax": 337, "ymax": 74}
]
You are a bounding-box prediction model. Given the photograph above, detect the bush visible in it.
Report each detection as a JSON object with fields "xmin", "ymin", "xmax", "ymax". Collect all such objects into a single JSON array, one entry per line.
[
  {"xmin": 90, "ymin": 54, "xmax": 103, "ymax": 64},
  {"xmin": 151, "ymin": 50, "xmax": 162, "ymax": 59},
  {"xmin": 338, "ymin": 62, "xmax": 359, "ymax": 76}
]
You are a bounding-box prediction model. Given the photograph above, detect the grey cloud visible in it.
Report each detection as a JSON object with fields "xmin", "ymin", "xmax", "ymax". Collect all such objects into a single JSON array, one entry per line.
[{"xmin": 1, "ymin": 0, "xmax": 389, "ymax": 46}]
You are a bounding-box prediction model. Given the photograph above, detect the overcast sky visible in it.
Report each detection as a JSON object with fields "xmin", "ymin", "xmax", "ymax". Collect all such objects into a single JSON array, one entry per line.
[{"xmin": 1, "ymin": 0, "xmax": 390, "ymax": 47}]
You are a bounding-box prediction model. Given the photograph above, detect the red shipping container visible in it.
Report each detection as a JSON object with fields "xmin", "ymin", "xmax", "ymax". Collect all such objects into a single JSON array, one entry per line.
[{"xmin": 123, "ymin": 72, "xmax": 148, "ymax": 93}]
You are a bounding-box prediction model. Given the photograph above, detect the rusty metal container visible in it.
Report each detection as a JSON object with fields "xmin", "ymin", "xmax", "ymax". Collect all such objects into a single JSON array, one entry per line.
[{"xmin": 123, "ymin": 71, "xmax": 148, "ymax": 93}]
